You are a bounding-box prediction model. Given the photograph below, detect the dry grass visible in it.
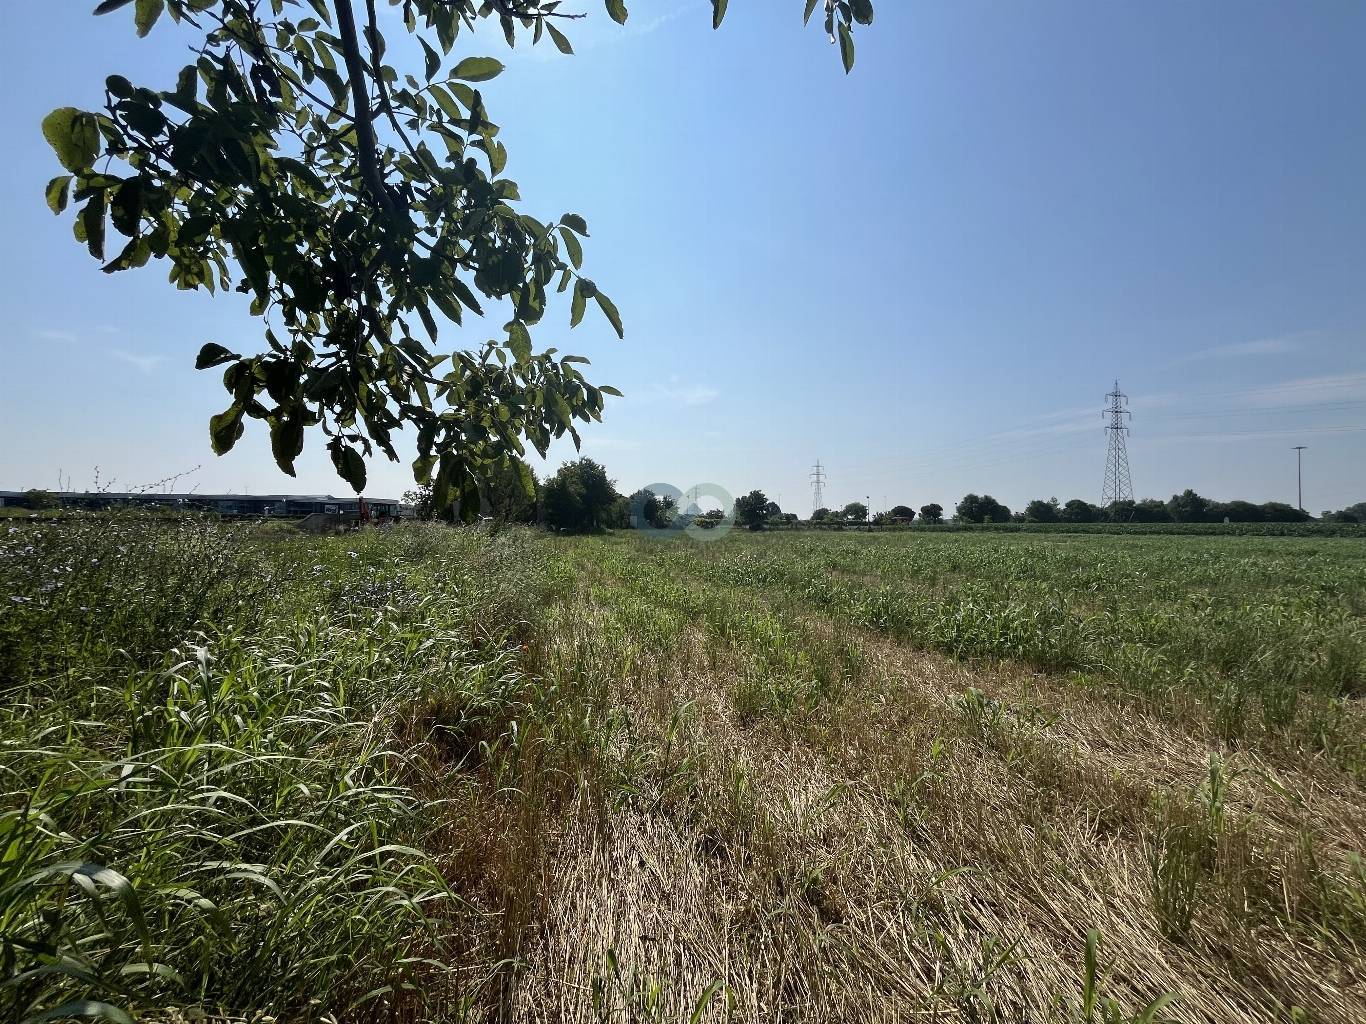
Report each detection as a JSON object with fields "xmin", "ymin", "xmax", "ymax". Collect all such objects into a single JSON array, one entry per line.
[
  {"xmin": 487, "ymin": 535, "xmax": 1366, "ymax": 1023},
  {"xmin": 7, "ymin": 523, "xmax": 1362, "ymax": 1022}
]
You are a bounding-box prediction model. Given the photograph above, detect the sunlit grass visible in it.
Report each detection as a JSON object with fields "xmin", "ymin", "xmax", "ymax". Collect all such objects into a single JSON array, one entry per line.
[{"xmin": 4, "ymin": 520, "xmax": 1363, "ymax": 1022}]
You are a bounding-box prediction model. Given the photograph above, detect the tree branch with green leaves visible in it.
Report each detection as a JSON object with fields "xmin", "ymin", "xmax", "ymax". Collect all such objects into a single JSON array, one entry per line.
[{"xmin": 45, "ymin": 0, "xmax": 873, "ymax": 516}]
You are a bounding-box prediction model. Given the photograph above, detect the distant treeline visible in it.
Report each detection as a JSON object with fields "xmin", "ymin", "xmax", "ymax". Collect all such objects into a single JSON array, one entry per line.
[
  {"xmin": 822, "ymin": 520, "xmax": 1364, "ymax": 538},
  {"xmin": 944, "ymin": 490, "xmax": 1363, "ymax": 526},
  {"xmin": 395, "ymin": 461, "xmax": 1366, "ymax": 536}
]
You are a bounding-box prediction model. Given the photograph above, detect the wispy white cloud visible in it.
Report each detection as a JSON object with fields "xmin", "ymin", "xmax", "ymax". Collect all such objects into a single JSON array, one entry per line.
[
  {"xmin": 634, "ymin": 376, "xmax": 719, "ymax": 407},
  {"xmin": 1177, "ymin": 334, "xmax": 1304, "ymax": 363},
  {"xmin": 990, "ymin": 391, "xmax": 1178, "ymax": 444},
  {"xmin": 1234, "ymin": 372, "xmax": 1366, "ymax": 408},
  {"xmin": 1157, "ymin": 424, "xmax": 1366, "ymax": 444},
  {"xmin": 33, "ymin": 328, "xmax": 77, "ymax": 343},
  {"xmin": 112, "ymin": 350, "xmax": 165, "ymax": 374}
]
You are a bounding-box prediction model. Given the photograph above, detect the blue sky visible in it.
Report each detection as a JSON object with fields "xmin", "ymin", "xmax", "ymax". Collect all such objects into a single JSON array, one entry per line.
[{"xmin": 2, "ymin": 1, "xmax": 1363, "ymax": 513}]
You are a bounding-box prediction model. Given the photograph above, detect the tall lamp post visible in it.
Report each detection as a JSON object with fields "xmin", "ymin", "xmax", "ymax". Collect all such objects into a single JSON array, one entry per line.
[{"xmin": 1293, "ymin": 446, "xmax": 1307, "ymax": 512}]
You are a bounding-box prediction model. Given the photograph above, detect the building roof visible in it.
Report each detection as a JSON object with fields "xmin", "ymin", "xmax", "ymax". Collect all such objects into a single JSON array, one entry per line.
[{"xmin": 2, "ymin": 491, "xmax": 404, "ymax": 504}]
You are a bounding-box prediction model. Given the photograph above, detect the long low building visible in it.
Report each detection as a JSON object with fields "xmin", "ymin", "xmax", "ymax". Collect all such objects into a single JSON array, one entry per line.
[{"xmin": 0, "ymin": 490, "xmax": 411, "ymax": 519}]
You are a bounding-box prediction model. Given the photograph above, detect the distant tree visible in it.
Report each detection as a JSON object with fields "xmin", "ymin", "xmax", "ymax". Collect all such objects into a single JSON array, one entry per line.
[
  {"xmin": 402, "ymin": 485, "xmax": 446, "ymax": 522},
  {"xmin": 1323, "ymin": 501, "xmax": 1366, "ymax": 524},
  {"xmin": 962, "ymin": 494, "xmax": 1010, "ymax": 523},
  {"xmin": 811, "ymin": 507, "xmax": 833, "ymax": 523},
  {"xmin": 1024, "ymin": 498, "xmax": 1060, "ymax": 523},
  {"xmin": 1166, "ymin": 488, "xmax": 1210, "ymax": 523},
  {"xmin": 1260, "ymin": 501, "xmax": 1310, "ymax": 523},
  {"xmin": 22, "ymin": 489, "xmax": 60, "ymax": 511},
  {"xmin": 735, "ymin": 490, "xmax": 771, "ymax": 531},
  {"xmin": 919, "ymin": 503, "xmax": 944, "ymax": 524},
  {"xmin": 1060, "ymin": 499, "xmax": 1098, "ymax": 523},
  {"xmin": 763, "ymin": 500, "xmax": 782, "ymax": 520},
  {"xmin": 1105, "ymin": 499, "xmax": 1136, "ymax": 522},
  {"xmin": 402, "ymin": 487, "xmax": 434, "ymax": 520},
  {"xmin": 606, "ymin": 493, "xmax": 633, "ymax": 528},
  {"xmin": 842, "ymin": 501, "xmax": 869, "ymax": 523},
  {"xmin": 1132, "ymin": 498, "xmax": 1173, "ymax": 523},
  {"xmin": 887, "ymin": 504, "xmax": 916, "ymax": 523},
  {"xmin": 695, "ymin": 508, "xmax": 727, "ymax": 529},
  {"xmin": 482, "ymin": 458, "xmax": 539, "ymax": 523},
  {"xmin": 629, "ymin": 488, "xmax": 663, "ymax": 528},
  {"xmin": 1222, "ymin": 500, "xmax": 1266, "ymax": 523},
  {"xmin": 542, "ymin": 458, "xmax": 617, "ymax": 532},
  {"xmin": 628, "ymin": 488, "xmax": 678, "ymax": 529}
]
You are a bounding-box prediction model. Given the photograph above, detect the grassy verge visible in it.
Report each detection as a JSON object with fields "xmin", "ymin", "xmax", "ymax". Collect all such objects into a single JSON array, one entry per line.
[{"xmin": 4, "ymin": 521, "xmax": 1363, "ymax": 1022}]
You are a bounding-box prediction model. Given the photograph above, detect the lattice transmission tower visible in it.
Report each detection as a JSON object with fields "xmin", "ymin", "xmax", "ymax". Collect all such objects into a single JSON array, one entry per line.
[
  {"xmin": 810, "ymin": 460, "xmax": 827, "ymax": 514},
  {"xmin": 1101, "ymin": 381, "xmax": 1133, "ymax": 505}
]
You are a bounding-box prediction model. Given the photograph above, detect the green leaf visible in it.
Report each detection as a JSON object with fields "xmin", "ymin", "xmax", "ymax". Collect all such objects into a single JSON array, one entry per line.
[
  {"xmin": 209, "ymin": 405, "xmax": 244, "ymax": 455},
  {"xmin": 81, "ymin": 196, "xmax": 107, "ymax": 261},
  {"xmin": 570, "ymin": 281, "xmax": 587, "ymax": 327},
  {"xmin": 420, "ymin": 37, "xmax": 441, "ymax": 81},
  {"xmin": 852, "ymin": 0, "xmax": 875, "ymax": 26},
  {"xmin": 428, "ymin": 84, "xmax": 462, "ymax": 121},
  {"xmin": 134, "ymin": 0, "xmax": 164, "ymax": 38},
  {"xmin": 93, "ymin": 0, "xmax": 135, "ymax": 14},
  {"xmin": 42, "ymin": 107, "xmax": 100, "ymax": 172},
  {"xmin": 486, "ymin": 140, "xmax": 508, "ymax": 175},
  {"xmin": 432, "ymin": 290, "xmax": 463, "ymax": 326},
  {"xmin": 605, "ymin": 0, "xmax": 629, "ymax": 25},
  {"xmin": 270, "ymin": 417, "xmax": 304, "ymax": 476},
  {"xmin": 330, "ymin": 441, "xmax": 367, "ymax": 493},
  {"xmin": 506, "ymin": 319, "xmax": 532, "ymax": 364},
  {"xmin": 560, "ymin": 213, "xmax": 589, "ymax": 236},
  {"xmin": 559, "ymin": 226, "xmax": 583, "ymax": 269},
  {"xmin": 195, "ymin": 343, "xmax": 237, "ymax": 369},
  {"xmin": 102, "ymin": 236, "xmax": 151, "ymax": 273},
  {"xmin": 451, "ymin": 57, "xmax": 504, "ymax": 82},
  {"xmin": 711, "ymin": 0, "xmax": 728, "ymax": 30},
  {"xmin": 45, "ymin": 175, "xmax": 72, "ymax": 214},
  {"xmin": 106, "ymin": 75, "xmax": 134, "ymax": 99},
  {"xmin": 595, "ymin": 291, "xmax": 624, "ymax": 339},
  {"xmin": 546, "ymin": 23, "xmax": 574, "ymax": 54},
  {"xmin": 599, "ymin": 385, "xmax": 623, "ymax": 397},
  {"xmin": 803, "ymin": 0, "xmax": 819, "ymax": 25},
  {"xmin": 838, "ymin": 21, "xmax": 855, "ymax": 73},
  {"xmin": 110, "ymin": 179, "xmax": 143, "ymax": 237}
]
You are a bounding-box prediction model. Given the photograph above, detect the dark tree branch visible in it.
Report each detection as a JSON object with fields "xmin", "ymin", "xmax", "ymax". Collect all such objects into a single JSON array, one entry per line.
[{"xmin": 332, "ymin": 0, "xmax": 397, "ymax": 218}]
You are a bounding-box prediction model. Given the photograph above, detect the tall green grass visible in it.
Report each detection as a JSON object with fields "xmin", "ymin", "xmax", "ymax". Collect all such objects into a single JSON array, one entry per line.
[
  {"xmin": 1, "ymin": 515, "xmax": 563, "ymax": 1022},
  {"xmin": 582, "ymin": 530, "xmax": 1366, "ymax": 771}
]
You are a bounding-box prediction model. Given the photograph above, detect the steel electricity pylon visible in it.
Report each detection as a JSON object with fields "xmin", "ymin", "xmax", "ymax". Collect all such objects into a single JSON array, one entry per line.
[
  {"xmin": 810, "ymin": 460, "xmax": 827, "ymax": 514},
  {"xmin": 1101, "ymin": 381, "xmax": 1133, "ymax": 506}
]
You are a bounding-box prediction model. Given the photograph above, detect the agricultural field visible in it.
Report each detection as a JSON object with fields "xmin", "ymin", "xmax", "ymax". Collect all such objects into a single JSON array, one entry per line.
[{"xmin": 3, "ymin": 518, "xmax": 1364, "ymax": 1023}]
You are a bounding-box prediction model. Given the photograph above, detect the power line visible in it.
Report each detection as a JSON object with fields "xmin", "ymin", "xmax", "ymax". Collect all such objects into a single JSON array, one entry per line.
[
  {"xmin": 809, "ymin": 459, "xmax": 826, "ymax": 514},
  {"xmin": 1102, "ymin": 380, "xmax": 1134, "ymax": 505}
]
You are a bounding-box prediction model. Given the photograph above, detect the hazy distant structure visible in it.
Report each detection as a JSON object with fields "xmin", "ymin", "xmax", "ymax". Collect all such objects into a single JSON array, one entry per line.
[
  {"xmin": 810, "ymin": 460, "xmax": 827, "ymax": 514},
  {"xmin": 1101, "ymin": 380, "xmax": 1134, "ymax": 505}
]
